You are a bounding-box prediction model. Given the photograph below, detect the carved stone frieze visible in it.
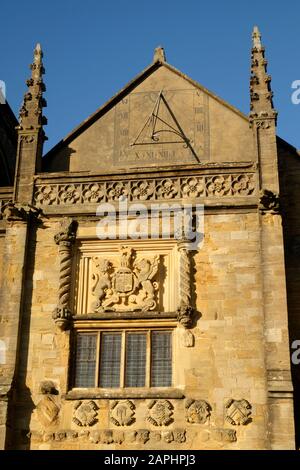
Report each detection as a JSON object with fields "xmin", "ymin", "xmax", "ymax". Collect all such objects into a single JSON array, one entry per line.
[
  {"xmin": 110, "ymin": 400, "xmax": 135, "ymax": 426},
  {"xmin": 72, "ymin": 400, "xmax": 99, "ymax": 427},
  {"xmin": 225, "ymin": 399, "xmax": 252, "ymax": 426},
  {"xmin": 92, "ymin": 246, "xmax": 159, "ymax": 312},
  {"xmin": 147, "ymin": 400, "xmax": 174, "ymax": 426},
  {"xmin": 185, "ymin": 399, "xmax": 211, "ymax": 424},
  {"xmin": 34, "ymin": 173, "xmax": 256, "ymax": 207},
  {"xmin": 29, "ymin": 427, "xmax": 239, "ymax": 445}
]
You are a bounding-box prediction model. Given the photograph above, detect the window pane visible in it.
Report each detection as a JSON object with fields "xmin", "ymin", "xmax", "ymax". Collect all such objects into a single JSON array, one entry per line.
[
  {"xmin": 125, "ymin": 333, "xmax": 146, "ymax": 387},
  {"xmin": 151, "ymin": 331, "xmax": 172, "ymax": 387},
  {"xmin": 99, "ymin": 333, "xmax": 122, "ymax": 388},
  {"xmin": 74, "ymin": 333, "xmax": 97, "ymax": 387}
]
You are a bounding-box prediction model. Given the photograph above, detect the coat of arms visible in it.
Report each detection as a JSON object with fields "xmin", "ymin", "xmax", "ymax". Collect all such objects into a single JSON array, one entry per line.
[{"xmin": 91, "ymin": 246, "xmax": 159, "ymax": 312}]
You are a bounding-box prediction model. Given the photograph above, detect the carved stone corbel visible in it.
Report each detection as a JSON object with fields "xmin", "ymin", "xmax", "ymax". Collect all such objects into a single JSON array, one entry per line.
[
  {"xmin": 52, "ymin": 217, "xmax": 77, "ymax": 330},
  {"xmin": 177, "ymin": 238, "xmax": 195, "ymax": 347},
  {"xmin": 0, "ymin": 201, "xmax": 43, "ymax": 222},
  {"xmin": 259, "ymin": 189, "xmax": 280, "ymax": 215}
]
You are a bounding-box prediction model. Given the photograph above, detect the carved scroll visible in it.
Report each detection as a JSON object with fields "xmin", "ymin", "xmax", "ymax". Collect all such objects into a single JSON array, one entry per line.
[
  {"xmin": 52, "ymin": 218, "xmax": 77, "ymax": 330},
  {"xmin": 177, "ymin": 238, "xmax": 194, "ymax": 346}
]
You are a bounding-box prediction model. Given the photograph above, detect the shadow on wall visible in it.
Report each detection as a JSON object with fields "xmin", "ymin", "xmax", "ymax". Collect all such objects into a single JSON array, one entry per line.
[
  {"xmin": 278, "ymin": 137, "xmax": 300, "ymax": 449},
  {"xmin": 5, "ymin": 223, "xmax": 40, "ymax": 449},
  {"xmin": 42, "ymin": 146, "xmax": 76, "ymax": 172}
]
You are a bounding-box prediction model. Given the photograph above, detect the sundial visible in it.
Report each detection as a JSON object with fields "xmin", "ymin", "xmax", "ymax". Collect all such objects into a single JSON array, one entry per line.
[
  {"xmin": 130, "ymin": 90, "xmax": 191, "ymax": 147},
  {"xmin": 113, "ymin": 88, "xmax": 209, "ymax": 166}
]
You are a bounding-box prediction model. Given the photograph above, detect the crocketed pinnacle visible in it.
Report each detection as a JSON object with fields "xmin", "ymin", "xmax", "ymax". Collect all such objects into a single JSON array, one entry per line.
[
  {"xmin": 249, "ymin": 26, "xmax": 277, "ymax": 124},
  {"xmin": 18, "ymin": 43, "xmax": 47, "ymax": 131}
]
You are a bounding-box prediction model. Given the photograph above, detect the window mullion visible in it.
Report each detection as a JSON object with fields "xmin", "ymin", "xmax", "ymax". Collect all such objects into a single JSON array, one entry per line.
[
  {"xmin": 95, "ymin": 331, "xmax": 100, "ymax": 387},
  {"xmin": 146, "ymin": 330, "xmax": 151, "ymax": 387},
  {"xmin": 120, "ymin": 330, "xmax": 126, "ymax": 388}
]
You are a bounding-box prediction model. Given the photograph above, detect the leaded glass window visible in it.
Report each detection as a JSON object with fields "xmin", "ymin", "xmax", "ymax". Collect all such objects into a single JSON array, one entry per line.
[{"xmin": 73, "ymin": 330, "xmax": 172, "ymax": 389}]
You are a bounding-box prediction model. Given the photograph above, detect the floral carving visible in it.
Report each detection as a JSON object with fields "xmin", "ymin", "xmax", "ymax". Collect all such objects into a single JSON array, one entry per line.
[
  {"xmin": 131, "ymin": 180, "xmax": 154, "ymax": 200},
  {"xmin": 156, "ymin": 178, "xmax": 178, "ymax": 199},
  {"xmin": 82, "ymin": 183, "xmax": 105, "ymax": 203},
  {"xmin": 147, "ymin": 400, "xmax": 173, "ymax": 427},
  {"xmin": 206, "ymin": 176, "xmax": 231, "ymax": 196},
  {"xmin": 185, "ymin": 399, "xmax": 211, "ymax": 424},
  {"xmin": 73, "ymin": 400, "xmax": 99, "ymax": 427},
  {"xmin": 182, "ymin": 177, "xmax": 205, "ymax": 198},
  {"xmin": 225, "ymin": 399, "xmax": 252, "ymax": 426},
  {"xmin": 59, "ymin": 184, "xmax": 80, "ymax": 204},
  {"xmin": 34, "ymin": 173, "xmax": 257, "ymax": 207},
  {"xmin": 232, "ymin": 175, "xmax": 255, "ymax": 196},
  {"xmin": 107, "ymin": 182, "xmax": 128, "ymax": 201},
  {"xmin": 110, "ymin": 400, "xmax": 135, "ymax": 426},
  {"xmin": 35, "ymin": 185, "xmax": 57, "ymax": 205}
]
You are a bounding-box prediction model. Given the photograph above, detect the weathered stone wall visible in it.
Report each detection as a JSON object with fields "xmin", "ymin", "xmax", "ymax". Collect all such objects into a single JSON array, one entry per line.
[{"xmin": 8, "ymin": 212, "xmax": 273, "ymax": 450}]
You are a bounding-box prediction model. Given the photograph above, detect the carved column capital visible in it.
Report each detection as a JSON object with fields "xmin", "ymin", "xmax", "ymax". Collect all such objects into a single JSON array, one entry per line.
[{"xmin": 54, "ymin": 217, "xmax": 77, "ymax": 246}]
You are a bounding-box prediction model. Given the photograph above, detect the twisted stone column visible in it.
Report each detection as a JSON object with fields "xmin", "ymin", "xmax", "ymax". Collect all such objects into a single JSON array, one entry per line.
[
  {"xmin": 177, "ymin": 238, "xmax": 194, "ymax": 347},
  {"xmin": 52, "ymin": 218, "xmax": 77, "ymax": 330}
]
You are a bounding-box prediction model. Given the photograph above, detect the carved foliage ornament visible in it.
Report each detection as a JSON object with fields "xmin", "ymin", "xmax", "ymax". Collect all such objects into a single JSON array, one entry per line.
[
  {"xmin": 225, "ymin": 399, "xmax": 252, "ymax": 426},
  {"xmin": 73, "ymin": 400, "xmax": 99, "ymax": 427},
  {"xmin": 92, "ymin": 246, "xmax": 159, "ymax": 312},
  {"xmin": 147, "ymin": 400, "xmax": 173, "ymax": 427},
  {"xmin": 110, "ymin": 400, "xmax": 135, "ymax": 426}
]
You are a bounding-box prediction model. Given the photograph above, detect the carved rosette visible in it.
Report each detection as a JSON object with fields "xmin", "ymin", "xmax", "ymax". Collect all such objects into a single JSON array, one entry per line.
[
  {"xmin": 225, "ymin": 399, "xmax": 252, "ymax": 426},
  {"xmin": 177, "ymin": 238, "xmax": 195, "ymax": 346},
  {"xmin": 52, "ymin": 218, "xmax": 77, "ymax": 330}
]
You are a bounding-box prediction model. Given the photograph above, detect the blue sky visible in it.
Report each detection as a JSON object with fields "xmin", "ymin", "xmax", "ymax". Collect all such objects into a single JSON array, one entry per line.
[{"xmin": 1, "ymin": 0, "xmax": 300, "ymax": 153}]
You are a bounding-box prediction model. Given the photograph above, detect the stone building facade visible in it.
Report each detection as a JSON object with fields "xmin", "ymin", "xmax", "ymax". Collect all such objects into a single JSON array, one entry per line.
[{"xmin": 0, "ymin": 28, "xmax": 299, "ymax": 450}]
